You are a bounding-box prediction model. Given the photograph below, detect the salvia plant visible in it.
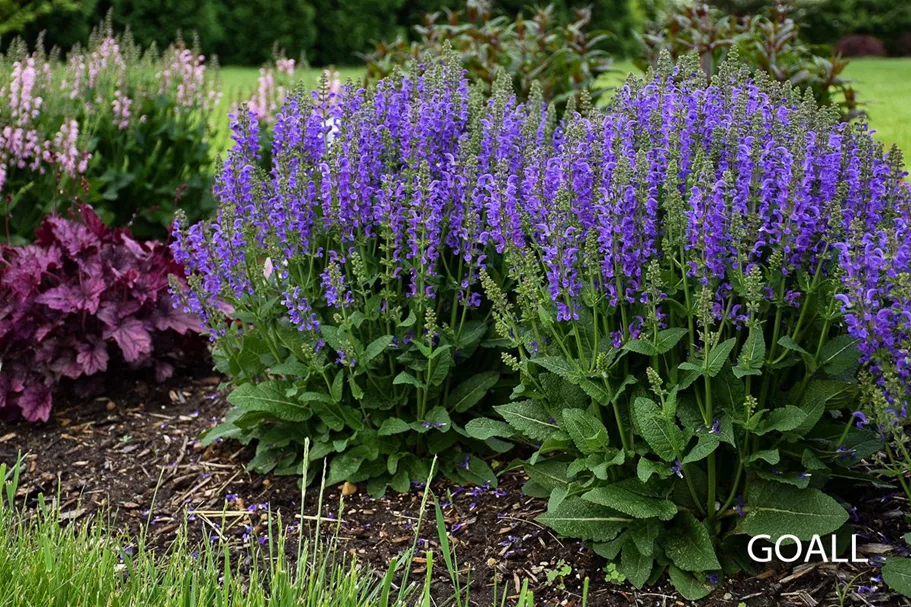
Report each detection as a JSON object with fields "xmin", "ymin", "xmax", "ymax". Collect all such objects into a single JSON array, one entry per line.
[
  {"xmin": 0, "ymin": 205, "xmax": 202, "ymax": 422},
  {"xmin": 0, "ymin": 16, "xmax": 221, "ymax": 243},
  {"xmin": 172, "ymin": 47, "xmax": 910, "ymax": 598}
]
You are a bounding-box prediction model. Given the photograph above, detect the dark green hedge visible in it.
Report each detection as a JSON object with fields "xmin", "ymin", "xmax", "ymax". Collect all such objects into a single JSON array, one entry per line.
[{"xmin": 6, "ymin": 0, "xmax": 641, "ymax": 65}]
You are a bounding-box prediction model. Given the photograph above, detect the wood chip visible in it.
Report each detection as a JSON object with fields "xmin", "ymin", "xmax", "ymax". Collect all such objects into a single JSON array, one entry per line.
[
  {"xmin": 58, "ymin": 508, "xmax": 86, "ymax": 521},
  {"xmin": 780, "ymin": 562, "xmax": 817, "ymax": 584}
]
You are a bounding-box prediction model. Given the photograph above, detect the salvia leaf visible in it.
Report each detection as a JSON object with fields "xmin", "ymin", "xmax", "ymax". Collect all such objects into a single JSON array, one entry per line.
[{"xmin": 743, "ymin": 481, "xmax": 848, "ymax": 540}]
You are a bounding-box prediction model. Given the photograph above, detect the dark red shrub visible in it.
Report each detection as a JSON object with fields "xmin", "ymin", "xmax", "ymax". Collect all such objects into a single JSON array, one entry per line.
[
  {"xmin": 0, "ymin": 205, "xmax": 201, "ymax": 422},
  {"xmin": 835, "ymin": 35, "xmax": 887, "ymax": 57}
]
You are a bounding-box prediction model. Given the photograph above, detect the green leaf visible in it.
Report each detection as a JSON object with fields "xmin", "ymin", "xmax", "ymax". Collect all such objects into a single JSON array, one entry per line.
[
  {"xmin": 456, "ymin": 320, "xmax": 488, "ymax": 349},
  {"xmin": 200, "ymin": 420, "xmax": 246, "ymax": 445},
  {"xmin": 883, "ymin": 558, "xmax": 911, "ymax": 598},
  {"xmin": 610, "ymin": 375, "xmax": 638, "ymax": 405},
  {"xmin": 531, "ymin": 356, "xmax": 576, "ymax": 378},
  {"xmin": 392, "ymin": 371, "xmax": 423, "ymax": 389},
  {"xmin": 637, "ymin": 458, "xmax": 672, "ymax": 483},
  {"xmin": 418, "ymin": 407, "xmax": 451, "ymax": 432},
  {"xmin": 387, "ymin": 452, "xmax": 407, "ymax": 475},
  {"xmin": 743, "ymin": 481, "xmax": 849, "ymax": 541},
  {"xmin": 668, "ymin": 566, "xmax": 714, "ymax": 601},
  {"xmin": 677, "ymin": 362, "xmax": 704, "ymax": 390},
  {"xmin": 706, "ymin": 338, "xmax": 737, "ymax": 377},
  {"xmin": 389, "ymin": 469, "xmax": 410, "ymax": 493},
  {"xmin": 364, "ymin": 335, "xmax": 394, "ymax": 363},
  {"xmin": 655, "ymin": 328, "xmax": 689, "ymax": 355},
  {"xmin": 628, "ymin": 519, "xmax": 661, "ymax": 558},
  {"xmin": 428, "ymin": 354, "xmax": 452, "ymax": 387},
  {"xmin": 452, "ymin": 455, "xmax": 498, "ymax": 487},
  {"xmin": 548, "ymin": 486, "xmax": 568, "ymax": 512},
  {"xmin": 576, "ymin": 377, "xmax": 611, "ymax": 404},
  {"xmin": 754, "ymin": 405, "xmax": 806, "ymax": 435},
  {"xmin": 330, "ymin": 371, "xmax": 344, "ymax": 402},
  {"xmin": 540, "ymin": 372, "xmax": 589, "ymax": 410},
  {"xmin": 326, "ymin": 452, "xmax": 365, "ymax": 486},
  {"xmin": 269, "ymin": 357, "xmax": 308, "ymax": 376},
  {"xmin": 227, "ymin": 381, "xmax": 310, "ymax": 421},
  {"xmin": 464, "ymin": 418, "xmax": 515, "ymax": 440},
  {"xmin": 777, "ymin": 335, "xmax": 809, "ymax": 355},
  {"xmin": 377, "ymin": 417, "xmax": 411, "ymax": 436},
  {"xmin": 619, "ymin": 542, "xmax": 653, "ymax": 589},
  {"xmin": 755, "ymin": 469, "xmax": 811, "ymax": 489},
  {"xmin": 733, "ymin": 328, "xmax": 765, "ymax": 378},
  {"xmin": 537, "ymin": 497, "xmax": 631, "ymax": 542},
  {"xmin": 399, "ymin": 309, "xmax": 416, "ymax": 327},
  {"xmin": 495, "ymin": 400, "xmax": 558, "ymax": 441},
  {"xmin": 623, "ymin": 339, "xmax": 659, "ymax": 356},
  {"xmin": 592, "ymin": 538, "xmax": 624, "ymax": 560},
  {"xmin": 664, "ymin": 512, "xmax": 720, "ymax": 572},
  {"xmin": 525, "ymin": 460, "xmax": 572, "ymax": 492},
  {"xmin": 747, "ymin": 449, "xmax": 781, "ymax": 465},
  {"xmin": 633, "ymin": 397, "xmax": 681, "ymax": 462},
  {"xmin": 682, "ymin": 433, "xmax": 720, "ymax": 464},
  {"xmin": 712, "ymin": 367, "xmax": 744, "ymax": 415},
  {"xmin": 562, "ymin": 408, "xmax": 610, "ymax": 455},
  {"xmin": 446, "ymin": 371, "xmax": 499, "ymax": 413},
  {"xmin": 818, "ymin": 335, "xmax": 861, "ymax": 375},
  {"xmin": 310, "ymin": 400, "xmax": 347, "ymax": 431},
  {"xmin": 230, "ymin": 335, "xmax": 272, "ymax": 377},
  {"xmin": 320, "ymin": 325, "xmax": 346, "ymax": 351},
  {"xmin": 801, "ymin": 449, "xmax": 827, "ymax": 471},
  {"xmin": 583, "ymin": 479, "xmax": 676, "ymax": 521},
  {"xmin": 789, "ymin": 380, "xmax": 850, "ymax": 438}
]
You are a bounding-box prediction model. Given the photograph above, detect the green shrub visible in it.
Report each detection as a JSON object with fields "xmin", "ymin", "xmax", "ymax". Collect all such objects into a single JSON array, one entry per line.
[
  {"xmin": 211, "ymin": 0, "xmax": 316, "ymax": 67},
  {"xmin": 638, "ymin": 1, "xmax": 861, "ymax": 119},
  {"xmin": 711, "ymin": 0, "xmax": 911, "ymax": 56},
  {"xmin": 105, "ymin": 0, "xmax": 223, "ymax": 60},
  {"xmin": 308, "ymin": 0, "xmax": 407, "ymax": 66},
  {"xmin": 8, "ymin": 0, "xmax": 98, "ymax": 53},
  {"xmin": 362, "ymin": 1, "xmax": 615, "ymax": 106},
  {"xmin": 0, "ymin": 19, "xmax": 219, "ymax": 242}
]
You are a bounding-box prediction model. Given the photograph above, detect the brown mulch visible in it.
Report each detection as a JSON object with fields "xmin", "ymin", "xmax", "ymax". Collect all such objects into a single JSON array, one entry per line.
[{"xmin": 1, "ymin": 368, "xmax": 909, "ymax": 607}]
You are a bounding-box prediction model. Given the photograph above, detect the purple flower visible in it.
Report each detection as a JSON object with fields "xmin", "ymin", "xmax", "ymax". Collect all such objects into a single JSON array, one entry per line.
[{"xmin": 671, "ymin": 460, "xmax": 683, "ymax": 478}]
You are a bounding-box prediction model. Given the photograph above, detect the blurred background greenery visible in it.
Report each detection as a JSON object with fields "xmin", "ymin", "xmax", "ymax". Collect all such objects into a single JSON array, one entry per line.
[{"xmin": 4, "ymin": 0, "xmax": 909, "ymax": 67}]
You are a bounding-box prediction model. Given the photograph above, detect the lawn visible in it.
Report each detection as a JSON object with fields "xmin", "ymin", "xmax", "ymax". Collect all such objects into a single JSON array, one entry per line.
[
  {"xmin": 843, "ymin": 58, "xmax": 911, "ymax": 159},
  {"xmin": 216, "ymin": 58, "xmax": 911, "ymax": 161}
]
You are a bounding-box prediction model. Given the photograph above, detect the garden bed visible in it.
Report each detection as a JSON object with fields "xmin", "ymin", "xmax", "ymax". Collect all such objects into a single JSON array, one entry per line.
[{"xmin": 1, "ymin": 370, "xmax": 907, "ymax": 606}]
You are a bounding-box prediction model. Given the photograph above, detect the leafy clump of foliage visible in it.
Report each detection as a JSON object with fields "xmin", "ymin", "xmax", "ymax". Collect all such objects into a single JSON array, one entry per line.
[
  {"xmin": 173, "ymin": 48, "xmax": 909, "ymax": 597},
  {"xmin": 0, "ymin": 16, "xmax": 220, "ymax": 243},
  {"xmin": 637, "ymin": 1, "xmax": 861, "ymax": 120},
  {"xmin": 361, "ymin": 1, "xmax": 614, "ymax": 107},
  {"xmin": 0, "ymin": 204, "xmax": 201, "ymax": 422}
]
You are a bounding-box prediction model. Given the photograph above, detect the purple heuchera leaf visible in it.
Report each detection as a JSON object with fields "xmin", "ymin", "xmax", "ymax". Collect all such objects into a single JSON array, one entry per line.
[
  {"xmin": 103, "ymin": 318, "xmax": 153, "ymax": 362},
  {"xmin": 0, "ymin": 205, "xmax": 200, "ymax": 422},
  {"xmin": 76, "ymin": 339, "xmax": 109, "ymax": 376},
  {"xmin": 35, "ymin": 277, "xmax": 106, "ymax": 314},
  {"xmin": 19, "ymin": 384, "xmax": 52, "ymax": 423}
]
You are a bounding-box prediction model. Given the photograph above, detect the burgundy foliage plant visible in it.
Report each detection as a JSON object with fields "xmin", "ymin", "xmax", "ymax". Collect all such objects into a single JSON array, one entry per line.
[{"xmin": 0, "ymin": 205, "xmax": 200, "ymax": 422}]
